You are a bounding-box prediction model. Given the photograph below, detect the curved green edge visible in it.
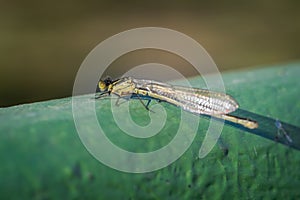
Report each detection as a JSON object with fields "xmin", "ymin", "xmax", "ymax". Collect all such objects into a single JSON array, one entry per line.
[{"xmin": 0, "ymin": 62, "xmax": 300, "ymax": 199}]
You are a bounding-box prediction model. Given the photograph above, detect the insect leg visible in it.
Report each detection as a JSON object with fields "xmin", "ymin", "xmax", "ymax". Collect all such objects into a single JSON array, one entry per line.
[
  {"xmin": 145, "ymin": 99, "xmax": 152, "ymax": 109},
  {"xmin": 135, "ymin": 95, "xmax": 155, "ymax": 113},
  {"xmin": 95, "ymin": 92, "xmax": 109, "ymax": 99},
  {"xmin": 115, "ymin": 96, "xmax": 130, "ymax": 106}
]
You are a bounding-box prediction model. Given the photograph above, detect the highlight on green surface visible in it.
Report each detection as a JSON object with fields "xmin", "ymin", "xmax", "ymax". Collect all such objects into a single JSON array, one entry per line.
[
  {"xmin": 2, "ymin": 1, "xmax": 300, "ymax": 199},
  {"xmin": 72, "ymin": 27, "xmax": 232, "ymax": 172},
  {"xmin": 1, "ymin": 62, "xmax": 300, "ymax": 199}
]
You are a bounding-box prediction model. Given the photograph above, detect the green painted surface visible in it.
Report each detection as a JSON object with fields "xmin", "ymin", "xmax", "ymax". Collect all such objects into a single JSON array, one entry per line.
[{"xmin": 1, "ymin": 63, "xmax": 300, "ymax": 199}]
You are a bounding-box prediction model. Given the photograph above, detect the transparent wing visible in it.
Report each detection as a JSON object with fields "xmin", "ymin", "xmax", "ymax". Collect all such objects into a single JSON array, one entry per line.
[{"xmin": 132, "ymin": 78, "xmax": 239, "ymax": 115}]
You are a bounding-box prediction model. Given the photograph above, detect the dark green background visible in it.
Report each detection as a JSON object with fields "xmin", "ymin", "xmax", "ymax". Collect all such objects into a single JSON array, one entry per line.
[{"xmin": 1, "ymin": 0, "xmax": 300, "ymax": 107}]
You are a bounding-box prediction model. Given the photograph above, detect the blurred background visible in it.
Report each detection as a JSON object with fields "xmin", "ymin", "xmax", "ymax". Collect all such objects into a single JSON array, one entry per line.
[{"xmin": 1, "ymin": 0, "xmax": 299, "ymax": 107}]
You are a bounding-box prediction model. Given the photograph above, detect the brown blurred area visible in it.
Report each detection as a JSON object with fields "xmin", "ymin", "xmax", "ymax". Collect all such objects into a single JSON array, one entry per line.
[{"xmin": 0, "ymin": 0, "xmax": 299, "ymax": 107}]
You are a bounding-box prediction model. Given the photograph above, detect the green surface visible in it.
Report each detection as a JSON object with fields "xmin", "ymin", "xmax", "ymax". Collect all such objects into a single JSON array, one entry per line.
[{"xmin": 1, "ymin": 63, "xmax": 300, "ymax": 199}]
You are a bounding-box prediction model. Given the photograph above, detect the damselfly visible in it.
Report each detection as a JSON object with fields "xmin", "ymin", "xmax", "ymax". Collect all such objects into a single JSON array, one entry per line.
[{"xmin": 96, "ymin": 77, "xmax": 258, "ymax": 129}]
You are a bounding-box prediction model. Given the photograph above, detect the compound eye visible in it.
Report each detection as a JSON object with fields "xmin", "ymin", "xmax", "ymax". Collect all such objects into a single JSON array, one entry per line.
[{"xmin": 98, "ymin": 80, "xmax": 107, "ymax": 92}]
